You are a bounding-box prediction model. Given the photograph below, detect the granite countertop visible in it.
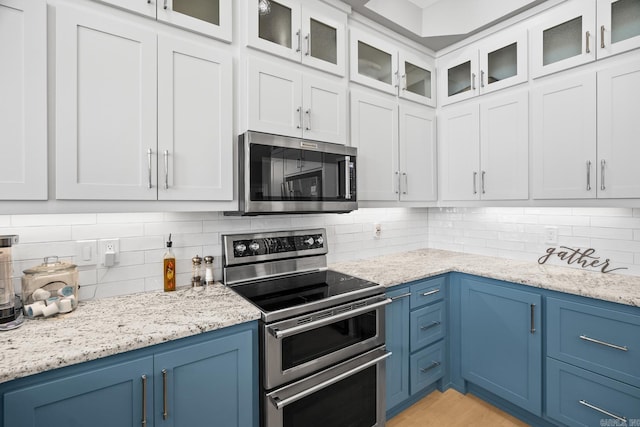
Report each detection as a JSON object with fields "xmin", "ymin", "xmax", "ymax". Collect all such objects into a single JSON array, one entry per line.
[
  {"xmin": 0, "ymin": 284, "xmax": 261, "ymax": 384},
  {"xmin": 330, "ymin": 248, "xmax": 640, "ymax": 307}
]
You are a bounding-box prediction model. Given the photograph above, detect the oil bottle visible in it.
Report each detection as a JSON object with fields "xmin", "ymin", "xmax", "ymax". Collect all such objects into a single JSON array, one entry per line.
[{"xmin": 163, "ymin": 234, "xmax": 176, "ymax": 292}]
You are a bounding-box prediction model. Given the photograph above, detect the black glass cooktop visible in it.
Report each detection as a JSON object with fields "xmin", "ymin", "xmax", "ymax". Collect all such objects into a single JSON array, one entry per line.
[{"xmin": 231, "ymin": 270, "xmax": 382, "ymax": 317}]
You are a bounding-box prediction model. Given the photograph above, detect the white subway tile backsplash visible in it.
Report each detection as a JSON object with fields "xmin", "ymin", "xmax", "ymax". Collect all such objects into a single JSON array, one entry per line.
[
  {"xmin": 72, "ymin": 223, "xmax": 144, "ymax": 240},
  {"xmin": 11, "ymin": 214, "xmax": 96, "ymax": 227},
  {"xmin": 143, "ymin": 221, "xmax": 202, "ymax": 236},
  {"xmin": 97, "ymin": 212, "xmax": 164, "ymax": 224},
  {"xmin": 0, "ymin": 216, "xmax": 11, "ymax": 227}
]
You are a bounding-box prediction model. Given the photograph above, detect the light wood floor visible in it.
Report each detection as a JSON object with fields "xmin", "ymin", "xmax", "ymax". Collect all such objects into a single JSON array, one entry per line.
[{"xmin": 387, "ymin": 389, "xmax": 530, "ymax": 427}]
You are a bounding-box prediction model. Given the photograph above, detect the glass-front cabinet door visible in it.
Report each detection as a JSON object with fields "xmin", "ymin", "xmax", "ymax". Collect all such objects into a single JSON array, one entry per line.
[
  {"xmin": 398, "ymin": 51, "xmax": 435, "ymax": 106},
  {"xmin": 159, "ymin": 0, "xmax": 232, "ymax": 41},
  {"xmin": 597, "ymin": 0, "xmax": 640, "ymax": 58},
  {"xmin": 478, "ymin": 28, "xmax": 527, "ymax": 95},
  {"xmin": 349, "ymin": 29, "xmax": 398, "ymax": 95},
  {"xmin": 438, "ymin": 50, "xmax": 479, "ymax": 105},
  {"xmin": 301, "ymin": 7, "xmax": 346, "ymax": 76},
  {"xmin": 530, "ymin": 1, "xmax": 596, "ymax": 78},
  {"xmin": 249, "ymin": 0, "xmax": 301, "ymax": 62}
]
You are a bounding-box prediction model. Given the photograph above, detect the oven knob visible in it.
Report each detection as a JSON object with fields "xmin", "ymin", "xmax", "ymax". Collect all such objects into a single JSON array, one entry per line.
[
  {"xmin": 235, "ymin": 243, "xmax": 247, "ymax": 254},
  {"xmin": 315, "ymin": 236, "xmax": 324, "ymax": 245},
  {"xmin": 249, "ymin": 242, "xmax": 260, "ymax": 252},
  {"xmin": 304, "ymin": 237, "xmax": 314, "ymax": 246}
]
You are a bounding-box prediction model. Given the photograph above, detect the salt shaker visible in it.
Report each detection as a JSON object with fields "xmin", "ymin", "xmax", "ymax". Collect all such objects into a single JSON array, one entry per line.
[
  {"xmin": 204, "ymin": 256, "xmax": 214, "ymax": 285},
  {"xmin": 191, "ymin": 255, "xmax": 203, "ymax": 287}
]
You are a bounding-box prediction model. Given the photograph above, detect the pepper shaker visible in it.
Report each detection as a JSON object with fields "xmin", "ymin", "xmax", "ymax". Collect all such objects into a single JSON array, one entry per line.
[
  {"xmin": 191, "ymin": 255, "xmax": 203, "ymax": 287},
  {"xmin": 204, "ymin": 256, "xmax": 214, "ymax": 285}
]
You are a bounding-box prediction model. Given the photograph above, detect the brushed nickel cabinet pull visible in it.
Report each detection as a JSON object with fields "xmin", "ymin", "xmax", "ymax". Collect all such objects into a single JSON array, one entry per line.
[
  {"xmin": 601, "ymin": 159, "xmax": 606, "ymax": 191},
  {"xmin": 580, "ymin": 335, "xmax": 628, "ymax": 352},
  {"xmin": 471, "ymin": 73, "xmax": 476, "ymax": 90},
  {"xmin": 141, "ymin": 375, "xmax": 147, "ymax": 426},
  {"xmin": 579, "ymin": 400, "xmax": 627, "ymax": 424},
  {"xmin": 296, "ymin": 107, "xmax": 302, "ymax": 129},
  {"xmin": 163, "ymin": 0, "xmax": 167, "ymax": 10},
  {"xmin": 480, "ymin": 70, "xmax": 485, "ymax": 88},
  {"xmin": 473, "ymin": 171, "xmax": 478, "ymax": 194},
  {"xmin": 420, "ymin": 321, "xmax": 441, "ymax": 331},
  {"xmin": 601, "ymin": 25, "xmax": 606, "ymax": 48},
  {"xmin": 305, "ymin": 33, "xmax": 310, "ymax": 56},
  {"xmin": 586, "ymin": 160, "xmax": 592, "ymax": 191},
  {"xmin": 162, "ymin": 369, "xmax": 168, "ymax": 420},
  {"xmin": 530, "ymin": 304, "xmax": 535, "ymax": 334},
  {"xmin": 420, "ymin": 361, "xmax": 441, "ymax": 373},
  {"xmin": 395, "ymin": 171, "xmax": 400, "ymax": 194},
  {"xmin": 401, "ymin": 74, "xmax": 407, "ymax": 91},
  {"xmin": 163, "ymin": 150, "xmax": 169, "ymax": 190},
  {"xmin": 390, "ymin": 292, "xmax": 411, "ymax": 301},
  {"xmin": 481, "ymin": 170, "xmax": 486, "ymax": 194},
  {"xmin": 402, "ymin": 172, "xmax": 408, "ymax": 195},
  {"xmin": 422, "ymin": 289, "xmax": 440, "ymax": 297},
  {"xmin": 305, "ymin": 109, "xmax": 311, "ymax": 130},
  {"xmin": 296, "ymin": 30, "xmax": 301, "ymax": 53},
  {"xmin": 147, "ymin": 148, "xmax": 152, "ymax": 189},
  {"xmin": 586, "ymin": 31, "xmax": 591, "ymax": 53}
]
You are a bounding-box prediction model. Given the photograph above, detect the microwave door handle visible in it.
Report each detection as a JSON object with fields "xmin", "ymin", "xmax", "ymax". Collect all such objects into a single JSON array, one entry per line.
[
  {"xmin": 344, "ymin": 156, "xmax": 351, "ymax": 200},
  {"xmin": 268, "ymin": 351, "xmax": 392, "ymax": 410}
]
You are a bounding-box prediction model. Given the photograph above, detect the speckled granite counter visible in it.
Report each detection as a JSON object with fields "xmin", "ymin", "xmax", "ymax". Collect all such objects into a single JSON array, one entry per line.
[
  {"xmin": 0, "ymin": 284, "xmax": 260, "ymax": 384},
  {"xmin": 330, "ymin": 249, "xmax": 640, "ymax": 307}
]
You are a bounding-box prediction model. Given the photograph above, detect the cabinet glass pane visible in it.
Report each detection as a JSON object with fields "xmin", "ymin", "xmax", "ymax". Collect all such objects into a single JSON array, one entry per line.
[
  {"xmin": 259, "ymin": 0, "xmax": 292, "ymax": 48},
  {"xmin": 357, "ymin": 41, "xmax": 392, "ymax": 84},
  {"xmin": 310, "ymin": 19, "xmax": 337, "ymax": 65},
  {"xmin": 173, "ymin": 0, "xmax": 220, "ymax": 25},
  {"xmin": 447, "ymin": 61, "xmax": 471, "ymax": 96},
  {"xmin": 405, "ymin": 61, "xmax": 431, "ymax": 98},
  {"xmin": 611, "ymin": 0, "xmax": 640, "ymax": 44},
  {"xmin": 543, "ymin": 16, "xmax": 582, "ymax": 66},
  {"xmin": 487, "ymin": 42, "xmax": 517, "ymax": 84}
]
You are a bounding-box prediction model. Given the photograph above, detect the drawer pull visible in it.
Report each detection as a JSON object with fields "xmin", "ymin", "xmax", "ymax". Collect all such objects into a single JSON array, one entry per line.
[
  {"xmin": 162, "ymin": 368, "xmax": 168, "ymax": 420},
  {"xmin": 530, "ymin": 304, "xmax": 535, "ymax": 334},
  {"xmin": 390, "ymin": 292, "xmax": 411, "ymax": 301},
  {"xmin": 420, "ymin": 321, "xmax": 441, "ymax": 331},
  {"xmin": 579, "ymin": 400, "xmax": 627, "ymax": 424},
  {"xmin": 422, "ymin": 289, "xmax": 440, "ymax": 297},
  {"xmin": 579, "ymin": 335, "xmax": 628, "ymax": 352},
  {"xmin": 141, "ymin": 374, "xmax": 147, "ymax": 427},
  {"xmin": 420, "ymin": 361, "xmax": 441, "ymax": 373}
]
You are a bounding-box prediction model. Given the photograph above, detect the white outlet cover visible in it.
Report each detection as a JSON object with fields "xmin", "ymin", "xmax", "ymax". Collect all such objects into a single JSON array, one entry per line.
[
  {"xmin": 544, "ymin": 227, "xmax": 558, "ymax": 245},
  {"xmin": 98, "ymin": 238, "xmax": 120, "ymax": 267},
  {"xmin": 75, "ymin": 240, "xmax": 98, "ymax": 266}
]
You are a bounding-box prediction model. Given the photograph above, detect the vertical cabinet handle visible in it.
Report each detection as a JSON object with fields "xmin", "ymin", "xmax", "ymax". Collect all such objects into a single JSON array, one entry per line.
[
  {"xmin": 296, "ymin": 107, "xmax": 302, "ymax": 129},
  {"xmin": 471, "ymin": 73, "xmax": 476, "ymax": 90},
  {"xmin": 586, "ymin": 160, "xmax": 592, "ymax": 191},
  {"xmin": 344, "ymin": 156, "xmax": 351, "ymax": 200},
  {"xmin": 473, "ymin": 171, "xmax": 478, "ymax": 194},
  {"xmin": 163, "ymin": 150, "xmax": 169, "ymax": 190},
  {"xmin": 481, "ymin": 171, "xmax": 486, "ymax": 194},
  {"xmin": 141, "ymin": 374, "xmax": 147, "ymax": 427},
  {"xmin": 401, "ymin": 74, "xmax": 407, "ymax": 91},
  {"xmin": 530, "ymin": 304, "xmax": 536, "ymax": 334},
  {"xmin": 295, "ymin": 30, "xmax": 301, "ymax": 53},
  {"xmin": 162, "ymin": 369, "xmax": 168, "ymax": 420},
  {"xmin": 585, "ymin": 31, "xmax": 591, "ymax": 53},
  {"xmin": 402, "ymin": 172, "xmax": 408, "ymax": 195},
  {"xmin": 163, "ymin": 0, "xmax": 167, "ymax": 10},
  {"xmin": 147, "ymin": 148, "xmax": 152, "ymax": 189},
  {"xmin": 601, "ymin": 159, "xmax": 606, "ymax": 191},
  {"xmin": 394, "ymin": 71, "xmax": 399, "ymax": 89},
  {"xmin": 305, "ymin": 109, "xmax": 311, "ymax": 130},
  {"xmin": 305, "ymin": 34, "xmax": 310, "ymax": 56},
  {"xmin": 480, "ymin": 70, "xmax": 485, "ymax": 88},
  {"xmin": 395, "ymin": 171, "xmax": 400, "ymax": 194},
  {"xmin": 601, "ymin": 25, "xmax": 606, "ymax": 48}
]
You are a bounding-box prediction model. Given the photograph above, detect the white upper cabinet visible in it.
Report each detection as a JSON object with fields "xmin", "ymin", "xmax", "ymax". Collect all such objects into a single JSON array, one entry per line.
[
  {"xmin": 597, "ymin": 0, "xmax": 640, "ymax": 58},
  {"xmin": 95, "ymin": 0, "xmax": 232, "ymax": 41},
  {"xmin": 247, "ymin": 0, "xmax": 346, "ymax": 76},
  {"xmin": 350, "ymin": 29, "xmax": 436, "ymax": 106},
  {"xmin": 247, "ymin": 58, "xmax": 347, "ymax": 144},
  {"xmin": 439, "ymin": 27, "xmax": 527, "ymax": 105},
  {"xmin": 0, "ymin": 0, "xmax": 47, "ymax": 200}
]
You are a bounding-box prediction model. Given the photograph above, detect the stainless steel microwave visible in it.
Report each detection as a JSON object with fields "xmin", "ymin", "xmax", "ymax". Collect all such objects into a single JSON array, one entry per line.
[{"xmin": 232, "ymin": 132, "xmax": 357, "ymax": 215}]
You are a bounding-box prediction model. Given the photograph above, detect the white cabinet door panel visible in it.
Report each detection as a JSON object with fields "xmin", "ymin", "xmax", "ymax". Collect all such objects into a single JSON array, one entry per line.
[
  {"xmin": 597, "ymin": 0, "xmax": 640, "ymax": 59},
  {"xmin": 350, "ymin": 90, "xmax": 398, "ymax": 201},
  {"xmin": 303, "ymin": 75, "xmax": 346, "ymax": 144},
  {"xmin": 246, "ymin": 0, "xmax": 301, "ymax": 62},
  {"xmin": 158, "ymin": 0, "xmax": 232, "ymax": 42},
  {"xmin": 480, "ymin": 91, "xmax": 529, "ymax": 200},
  {"xmin": 158, "ymin": 35, "xmax": 232, "ymax": 201},
  {"xmin": 0, "ymin": 0, "xmax": 47, "ymax": 200},
  {"xmin": 597, "ymin": 60, "xmax": 640, "ymax": 198},
  {"xmin": 56, "ymin": 6, "xmax": 157, "ymax": 200},
  {"xmin": 532, "ymin": 74, "xmax": 597, "ymax": 199},
  {"xmin": 399, "ymin": 103, "xmax": 436, "ymax": 201},
  {"xmin": 301, "ymin": 6, "xmax": 346, "ymax": 76},
  {"xmin": 94, "ymin": 0, "xmax": 156, "ymax": 18}
]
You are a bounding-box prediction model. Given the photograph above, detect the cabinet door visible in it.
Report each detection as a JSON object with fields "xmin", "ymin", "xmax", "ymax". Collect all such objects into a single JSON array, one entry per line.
[
  {"xmin": 530, "ymin": 1, "xmax": 596, "ymax": 78},
  {"xmin": 480, "ymin": 91, "xmax": 529, "ymax": 200},
  {"xmin": 247, "ymin": 0, "xmax": 301, "ymax": 62},
  {"xmin": 399, "ymin": 103, "xmax": 437, "ymax": 202},
  {"xmin": 94, "ymin": 0, "xmax": 156, "ymax": 18},
  {"xmin": 398, "ymin": 51, "xmax": 436, "ymax": 107},
  {"xmin": 158, "ymin": 35, "xmax": 233, "ymax": 201},
  {"xmin": 385, "ymin": 287, "xmax": 411, "ymax": 411},
  {"xmin": 460, "ymin": 277, "xmax": 542, "ymax": 416},
  {"xmin": 247, "ymin": 58, "xmax": 303, "ymax": 138},
  {"xmin": 158, "ymin": 0, "xmax": 232, "ymax": 42},
  {"xmin": 439, "ymin": 104, "xmax": 480, "ymax": 201},
  {"xmin": 0, "ymin": 0, "xmax": 47, "ymax": 200},
  {"xmin": 55, "ymin": 5, "xmax": 158, "ymax": 200},
  {"xmin": 478, "ymin": 28, "xmax": 527, "ymax": 95},
  {"xmin": 154, "ymin": 330, "xmax": 254, "ymax": 427},
  {"xmin": 439, "ymin": 50, "xmax": 479, "ymax": 105},
  {"xmin": 349, "ymin": 29, "xmax": 398, "ymax": 96},
  {"xmin": 302, "ymin": 75, "xmax": 347, "ymax": 144},
  {"xmin": 597, "ymin": 0, "xmax": 640, "ymax": 58},
  {"xmin": 4, "ymin": 357, "xmax": 153, "ymax": 427},
  {"xmin": 597, "ymin": 59, "xmax": 640, "ymax": 198},
  {"xmin": 532, "ymin": 73, "xmax": 597, "ymax": 199},
  {"xmin": 350, "ymin": 90, "xmax": 399, "ymax": 201},
  {"xmin": 300, "ymin": 5, "xmax": 346, "ymax": 76}
]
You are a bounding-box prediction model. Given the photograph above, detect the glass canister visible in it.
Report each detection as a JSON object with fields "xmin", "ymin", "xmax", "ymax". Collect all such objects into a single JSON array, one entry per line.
[{"xmin": 22, "ymin": 256, "xmax": 79, "ymax": 316}]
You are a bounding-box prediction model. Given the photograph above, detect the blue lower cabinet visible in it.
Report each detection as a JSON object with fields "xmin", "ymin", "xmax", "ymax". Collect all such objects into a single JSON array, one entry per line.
[
  {"xmin": 410, "ymin": 301, "xmax": 445, "ymax": 352},
  {"xmin": 410, "ymin": 341, "xmax": 445, "ymax": 394},
  {"xmin": 546, "ymin": 358, "xmax": 640, "ymax": 426},
  {"xmin": 385, "ymin": 285, "xmax": 411, "ymax": 411},
  {"xmin": 460, "ymin": 275, "xmax": 542, "ymax": 416}
]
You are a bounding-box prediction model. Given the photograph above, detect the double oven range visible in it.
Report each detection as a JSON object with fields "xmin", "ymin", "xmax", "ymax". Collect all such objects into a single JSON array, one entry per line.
[{"xmin": 223, "ymin": 229, "xmax": 391, "ymax": 427}]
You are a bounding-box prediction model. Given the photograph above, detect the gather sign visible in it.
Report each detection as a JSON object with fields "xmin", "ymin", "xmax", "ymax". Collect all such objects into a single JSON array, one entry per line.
[{"xmin": 538, "ymin": 246, "xmax": 628, "ymax": 274}]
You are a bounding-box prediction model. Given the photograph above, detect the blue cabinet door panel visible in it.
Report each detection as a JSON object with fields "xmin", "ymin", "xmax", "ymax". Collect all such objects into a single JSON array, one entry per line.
[
  {"xmin": 410, "ymin": 341, "xmax": 445, "ymax": 395},
  {"xmin": 410, "ymin": 301, "xmax": 446, "ymax": 352},
  {"xmin": 385, "ymin": 286, "xmax": 411, "ymax": 411},
  {"xmin": 410, "ymin": 276, "xmax": 446, "ymax": 309},
  {"xmin": 546, "ymin": 358, "xmax": 640, "ymax": 426},
  {"xmin": 547, "ymin": 297, "xmax": 640, "ymax": 388},
  {"xmin": 154, "ymin": 329, "xmax": 253, "ymax": 427},
  {"xmin": 460, "ymin": 276, "xmax": 542, "ymax": 416},
  {"xmin": 4, "ymin": 357, "xmax": 153, "ymax": 427}
]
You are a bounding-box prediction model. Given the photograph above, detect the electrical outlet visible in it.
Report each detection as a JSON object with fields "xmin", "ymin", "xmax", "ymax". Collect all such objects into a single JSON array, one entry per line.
[
  {"xmin": 544, "ymin": 227, "xmax": 558, "ymax": 245},
  {"xmin": 99, "ymin": 239, "xmax": 120, "ymax": 267},
  {"xmin": 373, "ymin": 223, "xmax": 382, "ymax": 239}
]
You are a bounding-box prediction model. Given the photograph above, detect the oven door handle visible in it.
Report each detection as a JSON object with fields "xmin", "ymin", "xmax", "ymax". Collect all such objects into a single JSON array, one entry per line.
[
  {"xmin": 268, "ymin": 298, "xmax": 392, "ymax": 339},
  {"xmin": 268, "ymin": 351, "xmax": 392, "ymax": 410}
]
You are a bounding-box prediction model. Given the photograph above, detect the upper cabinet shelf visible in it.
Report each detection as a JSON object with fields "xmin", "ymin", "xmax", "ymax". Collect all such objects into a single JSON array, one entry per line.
[
  {"xmin": 246, "ymin": 0, "xmax": 347, "ymax": 76},
  {"xmin": 94, "ymin": 0, "xmax": 232, "ymax": 42}
]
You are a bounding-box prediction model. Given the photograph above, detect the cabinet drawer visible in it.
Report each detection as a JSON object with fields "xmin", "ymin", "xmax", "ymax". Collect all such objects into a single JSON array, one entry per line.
[
  {"xmin": 409, "ymin": 341, "xmax": 445, "ymax": 395},
  {"xmin": 547, "ymin": 297, "xmax": 640, "ymax": 387},
  {"xmin": 546, "ymin": 358, "xmax": 640, "ymax": 427},
  {"xmin": 410, "ymin": 301, "xmax": 446, "ymax": 352},
  {"xmin": 410, "ymin": 276, "xmax": 446, "ymax": 309}
]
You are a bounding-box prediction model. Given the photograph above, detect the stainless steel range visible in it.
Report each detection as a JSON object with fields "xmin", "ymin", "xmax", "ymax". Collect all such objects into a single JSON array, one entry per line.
[{"xmin": 223, "ymin": 229, "xmax": 391, "ymax": 427}]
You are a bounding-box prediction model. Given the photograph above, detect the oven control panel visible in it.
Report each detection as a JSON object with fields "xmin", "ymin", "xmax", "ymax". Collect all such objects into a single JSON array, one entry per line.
[{"xmin": 233, "ymin": 233, "xmax": 324, "ymax": 258}]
